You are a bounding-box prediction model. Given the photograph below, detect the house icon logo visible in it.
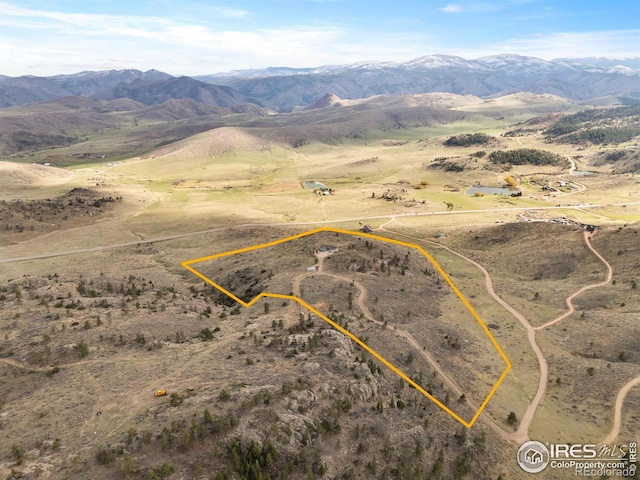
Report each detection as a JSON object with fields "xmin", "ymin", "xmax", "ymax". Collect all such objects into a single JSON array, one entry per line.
[{"xmin": 517, "ymin": 441, "xmax": 550, "ymax": 473}]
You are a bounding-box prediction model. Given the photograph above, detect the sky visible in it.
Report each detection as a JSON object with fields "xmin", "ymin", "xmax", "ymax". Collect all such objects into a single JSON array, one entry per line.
[{"xmin": 0, "ymin": 0, "xmax": 639, "ymax": 76}]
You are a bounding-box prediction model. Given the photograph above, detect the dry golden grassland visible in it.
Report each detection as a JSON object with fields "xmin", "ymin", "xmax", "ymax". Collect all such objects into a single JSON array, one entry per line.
[
  {"xmin": 186, "ymin": 230, "xmax": 508, "ymax": 426},
  {"xmin": 1, "ymin": 95, "xmax": 639, "ymax": 478},
  {"xmin": 0, "ymin": 234, "xmax": 518, "ymax": 479}
]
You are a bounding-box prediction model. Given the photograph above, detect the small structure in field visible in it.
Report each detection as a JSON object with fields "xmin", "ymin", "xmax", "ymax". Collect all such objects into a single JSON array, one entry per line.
[{"xmin": 317, "ymin": 245, "xmax": 338, "ymax": 254}]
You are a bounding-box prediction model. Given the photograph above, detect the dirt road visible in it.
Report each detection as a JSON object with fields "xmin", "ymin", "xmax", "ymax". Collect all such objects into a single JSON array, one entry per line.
[
  {"xmin": 567, "ymin": 155, "xmax": 577, "ymax": 175},
  {"xmin": 3, "ymin": 207, "xmax": 635, "ymax": 447},
  {"xmin": 296, "ymin": 245, "xmax": 522, "ymax": 440},
  {"xmin": 535, "ymin": 231, "xmax": 613, "ymax": 331},
  {"xmin": 384, "ymin": 226, "xmax": 628, "ymax": 446},
  {"xmin": 599, "ymin": 375, "xmax": 640, "ymax": 445},
  {"xmin": 418, "ymin": 237, "xmax": 543, "ymax": 444},
  {"xmin": 3, "ymin": 202, "xmax": 640, "ymax": 264},
  {"xmin": 310, "ymin": 251, "xmax": 468, "ymax": 400},
  {"xmin": 288, "ymin": 224, "xmax": 631, "ymax": 445}
]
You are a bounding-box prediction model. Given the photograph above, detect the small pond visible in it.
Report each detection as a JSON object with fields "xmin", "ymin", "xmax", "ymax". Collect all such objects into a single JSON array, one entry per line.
[
  {"xmin": 571, "ymin": 170, "xmax": 594, "ymax": 176},
  {"xmin": 304, "ymin": 181, "xmax": 326, "ymax": 189}
]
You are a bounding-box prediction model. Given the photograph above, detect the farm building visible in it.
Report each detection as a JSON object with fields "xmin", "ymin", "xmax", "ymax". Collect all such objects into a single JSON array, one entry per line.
[{"xmin": 317, "ymin": 245, "xmax": 338, "ymax": 254}]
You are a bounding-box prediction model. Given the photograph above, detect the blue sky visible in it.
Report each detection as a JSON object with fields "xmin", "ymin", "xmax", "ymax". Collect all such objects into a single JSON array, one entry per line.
[{"xmin": 0, "ymin": 0, "xmax": 638, "ymax": 76}]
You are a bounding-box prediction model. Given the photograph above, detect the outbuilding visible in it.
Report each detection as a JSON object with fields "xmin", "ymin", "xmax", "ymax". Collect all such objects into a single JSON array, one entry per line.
[{"xmin": 317, "ymin": 245, "xmax": 338, "ymax": 254}]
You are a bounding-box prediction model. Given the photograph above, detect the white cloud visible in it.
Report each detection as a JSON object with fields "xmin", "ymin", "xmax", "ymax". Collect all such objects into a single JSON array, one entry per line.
[
  {"xmin": 0, "ymin": 0, "xmax": 432, "ymax": 75},
  {"xmin": 494, "ymin": 30, "xmax": 640, "ymax": 59},
  {"xmin": 207, "ymin": 6, "xmax": 250, "ymax": 18},
  {"xmin": 441, "ymin": 4, "xmax": 463, "ymax": 13},
  {"xmin": 0, "ymin": 1, "xmax": 638, "ymax": 76},
  {"xmin": 440, "ymin": 2, "xmax": 525, "ymax": 14}
]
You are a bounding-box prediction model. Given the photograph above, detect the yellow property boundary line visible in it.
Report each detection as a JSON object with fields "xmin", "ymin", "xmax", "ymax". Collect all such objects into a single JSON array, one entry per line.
[{"xmin": 181, "ymin": 227, "xmax": 511, "ymax": 428}]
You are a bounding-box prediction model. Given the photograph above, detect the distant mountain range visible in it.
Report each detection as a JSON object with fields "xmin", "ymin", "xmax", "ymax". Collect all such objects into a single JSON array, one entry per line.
[
  {"xmin": 1, "ymin": 54, "xmax": 639, "ymax": 111},
  {"xmin": 200, "ymin": 54, "xmax": 640, "ymax": 110}
]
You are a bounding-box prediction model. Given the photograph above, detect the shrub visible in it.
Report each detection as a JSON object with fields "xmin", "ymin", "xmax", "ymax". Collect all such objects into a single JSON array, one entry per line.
[
  {"xmin": 200, "ymin": 328, "xmax": 214, "ymax": 341},
  {"xmin": 76, "ymin": 341, "xmax": 89, "ymax": 358},
  {"xmin": 11, "ymin": 444, "xmax": 25, "ymax": 465},
  {"xmin": 95, "ymin": 447, "xmax": 115, "ymax": 465},
  {"xmin": 150, "ymin": 462, "xmax": 175, "ymax": 479},
  {"xmin": 169, "ymin": 392, "xmax": 184, "ymax": 407}
]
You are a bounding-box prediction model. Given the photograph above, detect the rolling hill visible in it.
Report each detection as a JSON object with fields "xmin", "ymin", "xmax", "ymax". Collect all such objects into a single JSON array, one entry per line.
[
  {"xmin": 95, "ymin": 76, "xmax": 265, "ymax": 109},
  {"xmin": 0, "ymin": 88, "xmax": 585, "ymax": 162},
  {"xmin": 0, "ymin": 70, "xmax": 264, "ymax": 111},
  {"xmin": 0, "ymin": 95, "xmax": 273, "ymax": 156},
  {"xmin": 0, "ymin": 69, "xmax": 171, "ymax": 108}
]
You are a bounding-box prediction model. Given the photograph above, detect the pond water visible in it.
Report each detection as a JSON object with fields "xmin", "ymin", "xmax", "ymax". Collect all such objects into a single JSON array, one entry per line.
[
  {"xmin": 466, "ymin": 186, "xmax": 514, "ymax": 195},
  {"xmin": 304, "ymin": 181, "xmax": 326, "ymax": 189},
  {"xmin": 571, "ymin": 170, "xmax": 594, "ymax": 176}
]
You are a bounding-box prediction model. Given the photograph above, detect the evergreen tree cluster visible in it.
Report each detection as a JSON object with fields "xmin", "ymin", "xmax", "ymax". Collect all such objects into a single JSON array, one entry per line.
[
  {"xmin": 562, "ymin": 127, "xmax": 639, "ymax": 145},
  {"xmin": 489, "ymin": 148, "xmax": 564, "ymax": 166},
  {"xmin": 544, "ymin": 105, "xmax": 640, "ymax": 144},
  {"xmin": 228, "ymin": 439, "xmax": 279, "ymax": 480},
  {"xmin": 444, "ymin": 133, "xmax": 493, "ymax": 146}
]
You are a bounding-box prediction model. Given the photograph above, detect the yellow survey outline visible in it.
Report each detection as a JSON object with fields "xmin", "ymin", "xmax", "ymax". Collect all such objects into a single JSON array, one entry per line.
[{"xmin": 181, "ymin": 227, "xmax": 511, "ymax": 428}]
